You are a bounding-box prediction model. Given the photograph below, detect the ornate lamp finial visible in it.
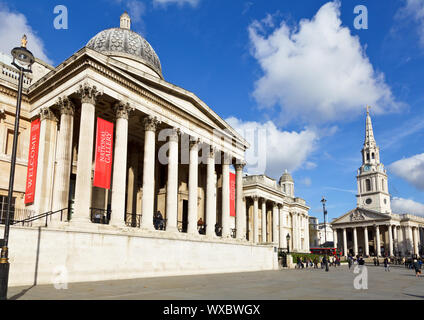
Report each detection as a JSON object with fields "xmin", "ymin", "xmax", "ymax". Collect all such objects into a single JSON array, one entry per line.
[{"xmin": 21, "ymin": 35, "xmax": 27, "ymax": 48}]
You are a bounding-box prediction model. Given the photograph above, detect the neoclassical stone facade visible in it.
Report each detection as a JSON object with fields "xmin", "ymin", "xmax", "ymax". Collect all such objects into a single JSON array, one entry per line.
[
  {"xmin": 243, "ymin": 172, "xmax": 310, "ymax": 253},
  {"xmin": 331, "ymin": 110, "xmax": 424, "ymax": 258},
  {"xmin": 0, "ymin": 14, "xmax": 313, "ymax": 286}
]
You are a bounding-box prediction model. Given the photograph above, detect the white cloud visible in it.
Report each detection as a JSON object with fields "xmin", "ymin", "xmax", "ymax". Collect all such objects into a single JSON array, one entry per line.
[
  {"xmin": 396, "ymin": 0, "xmax": 424, "ymax": 46},
  {"xmin": 0, "ymin": 4, "xmax": 51, "ymax": 64},
  {"xmin": 248, "ymin": 1, "xmax": 401, "ymax": 124},
  {"xmin": 153, "ymin": 0, "xmax": 200, "ymax": 7},
  {"xmin": 114, "ymin": 0, "xmax": 146, "ymax": 23},
  {"xmin": 226, "ymin": 117, "xmax": 318, "ymax": 179},
  {"xmin": 392, "ymin": 197, "xmax": 424, "ymax": 216},
  {"xmin": 126, "ymin": 0, "xmax": 146, "ymax": 23},
  {"xmin": 389, "ymin": 153, "xmax": 424, "ymax": 190},
  {"xmin": 300, "ymin": 177, "xmax": 312, "ymax": 187}
]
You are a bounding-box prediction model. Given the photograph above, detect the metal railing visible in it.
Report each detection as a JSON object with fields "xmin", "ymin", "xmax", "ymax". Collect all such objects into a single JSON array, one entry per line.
[
  {"xmin": 177, "ymin": 220, "xmax": 188, "ymax": 233},
  {"xmin": 125, "ymin": 213, "xmax": 141, "ymax": 228},
  {"xmin": 90, "ymin": 208, "xmax": 110, "ymax": 225},
  {"xmin": 0, "ymin": 207, "xmax": 35, "ymax": 226},
  {"xmin": 8, "ymin": 208, "xmax": 69, "ymax": 227}
]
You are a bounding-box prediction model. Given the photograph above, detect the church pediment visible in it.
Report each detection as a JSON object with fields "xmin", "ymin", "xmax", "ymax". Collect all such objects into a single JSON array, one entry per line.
[{"xmin": 331, "ymin": 208, "xmax": 391, "ymax": 225}]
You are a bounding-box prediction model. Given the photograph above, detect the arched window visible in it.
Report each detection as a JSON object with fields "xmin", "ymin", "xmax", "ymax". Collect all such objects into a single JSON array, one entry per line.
[
  {"xmin": 367, "ymin": 153, "xmax": 370, "ymax": 161},
  {"xmin": 382, "ymin": 179, "xmax": 385, "ymax": 191},
  {"xmin": 372, "ymin": 153, "xmax": 375, "ymax": 160},
  {"xmin": 366, "ymin": 179, "xmax": 371, "ymax": 191}
]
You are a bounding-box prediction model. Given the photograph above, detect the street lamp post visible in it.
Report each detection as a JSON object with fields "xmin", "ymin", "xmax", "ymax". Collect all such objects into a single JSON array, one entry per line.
[
  {"xmin": 286, "ymin": 233, "xmax": 290, "ymax": 254},
  {"xmin": 0, "ymin": 35, "xmax": 35, "ymax": 300},
  {"xmin": 321, "ymin": 196, "xmax": 329, "ymax": 272}
]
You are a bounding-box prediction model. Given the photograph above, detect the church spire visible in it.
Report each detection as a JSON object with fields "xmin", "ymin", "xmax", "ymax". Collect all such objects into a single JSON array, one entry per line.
[{"xmin": 364, "ymin": 105, "xmax": 376, "ymax": 148}]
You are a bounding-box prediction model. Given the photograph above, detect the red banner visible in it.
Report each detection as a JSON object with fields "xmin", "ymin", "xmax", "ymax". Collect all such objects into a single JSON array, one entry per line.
[
  {"xmin": 93, "ymin": 118, "xmax": 114, "ymax": 189},
  {"xmin": 230, "ymin": 172, "xmax": 236, "ymax": 217},
  {"xmin": 25, "ymin": 118, "xmax": 41, "ymax": 205}
]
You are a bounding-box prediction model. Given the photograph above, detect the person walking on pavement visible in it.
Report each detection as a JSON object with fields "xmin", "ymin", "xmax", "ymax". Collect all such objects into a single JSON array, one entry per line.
[{"xmin": 384, "ymin": 256, "xmax": 390, "ymax": 272}]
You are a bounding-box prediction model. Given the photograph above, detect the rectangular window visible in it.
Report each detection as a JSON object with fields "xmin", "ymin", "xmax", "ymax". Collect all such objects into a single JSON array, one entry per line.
[
  {"xmin": 6, "ymin": 129, "xmax": 21, "ymax": 157},
  {"xmin": 0, "ymin": 195, "xmax": 16, "ymax": 224}
]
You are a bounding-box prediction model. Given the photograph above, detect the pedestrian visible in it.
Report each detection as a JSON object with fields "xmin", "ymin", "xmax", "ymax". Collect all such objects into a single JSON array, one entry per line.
[
  {"xmin": 348, "ymin": 256, "xmax": 352, "ymax": 269},
  {"xmin": 413, "ymin": 259, "xmax": 422, "ymax": 277},
  {"xmin": 384, "ymin": 257, "xmax": 390, "ymax": 272},
  {"xmin": 373, "ymin": 257, "xmax": 377, "ymax": 266}
]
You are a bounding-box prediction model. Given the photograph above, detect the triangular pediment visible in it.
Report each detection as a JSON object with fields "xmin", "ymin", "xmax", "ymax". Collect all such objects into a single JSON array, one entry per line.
[{"xmin": 331, "ymin": 208, "xmax": 391, "ymax": 225}]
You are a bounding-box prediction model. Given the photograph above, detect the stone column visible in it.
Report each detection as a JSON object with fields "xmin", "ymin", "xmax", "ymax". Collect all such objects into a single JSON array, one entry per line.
[
  {"xmin": 73, "ymin": 83, "xmax": 102, "ymax": 225},
  {"xmin": 52, "ymin": 97, "xmax": 74, "ymax": 217},
  {"xmin": 376, "ymin": 225, "xmax": 381, "ymax": 257},
  {"xmin": 388, "ymin": 224, "xmax": 394, "ymax": 256},
  {"xmin": 278, "ymin": 205, "xmax": 284, "ymax": 248},
  {"xmin": 187, "ymin": 139, "xmax": 199, "ymax": 235},
  {"xmin": 407, "ymin": 226, "xmax": 414, "ymax": 255},
  {"xmin": 353, "ymin": 227, "xmax": 358, "ymax": 256},
  {"xmin": 333, "ymin": 229, "xmax": 338, "ymax": 251},
  {"xmin": 398, "ymin": 226, "xmax": 405, "ymax": 256},
  {"xmin": 165, "ymin": 129, "xmax": 180, "ymax": 233},
  {"xmin": 110, "ymin": 102, "xmax": 132, "ymax": 227},
  {"xmin": 252, "ymin": 196, "xmax": 259, "ymax": 244},
  {"xmin": 235, "ymin": 162, "xmax": 246, "ymax": 240},
  {"xmin": 272, "ymin": 203, "xmax": 278, "ymax": 245},
  {"xmin": 140, "ymin": 116, "xmax": 160, "ymax": 231},
  {"xmin": 261, "ymin": 198, "xmax": 267, "ymax": 243},
  {"xmin": 364, "ymin": 226, "xmax": 369, "ymax": 257},
  {"xmin": 221, "ymin": 153, "xmax": 231, "ymax": 238},
  {"xmin": 291, "ymin": 213, "xmax": 296, "ymax": 251},
  {"xmin": 206, "ymin": 146, "xmax": 216, "ymax": 237},
  {"xmin": 32, "ymin": 107, "xmax": 58, "ymax": 226},
  {"xmin": 126, "ymin": 145, "xmax": 139, "ymax": 221},
  {"xmin": 343, "ymin": 228, "xmax": 347, "ymax": 257},
  {"xmin": 393, "ymin": 225, "xmax": 398, "ymax": 256},
  {"xmin": 413, "ymin": 227, "xmax": 419, "ymax": 256}
]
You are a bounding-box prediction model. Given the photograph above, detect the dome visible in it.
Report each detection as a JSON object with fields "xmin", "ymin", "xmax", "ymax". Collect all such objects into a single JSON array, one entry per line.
[
  {"xmin": 86, "ymin": 13, "xmax": 162, "ymax": 78},
  {"xmin": 279, "ymin": 170, "xmax": 293, "ymax": 184}
]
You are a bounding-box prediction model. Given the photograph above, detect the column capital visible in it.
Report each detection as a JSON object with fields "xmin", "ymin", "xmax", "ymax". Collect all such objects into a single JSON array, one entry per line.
[
  {"xmin": 252, "ymin": 195, "xmax": 259, "ymax": 202},
  {"xmin": 0, "ymin": 107, "xmax": 5, "ymax": 120},
  {"xmin": 114, "ymin": 101, "xmax": 134, "ymax": 120},
  {"xmin": 189, "ymin": 137, "xmax": 201, "ymax": 149},
  {"xmin": 143, "ymin": 116, "xmax": 161, "ymax": 132},
  {"xmin": 39, "ymin": 107, "xmax": 58, "ymax": 122},
  {"xmin": 234, "ymin": 161, "xmax": 246, "ymax": 171},
  {"xmin": 77, "ymin": 83, "xmax": 102, "ymax": 105},
  {"xmin": 57, "ymin": 97, "xmax": 75, "ymax": 116},
  {"xmin": 208, "ymin": 145, "xmax": 216, "ymax": 158},
  {"xmin": 168, "ymin": 128, "xmax": 181, "ymax": 142}
]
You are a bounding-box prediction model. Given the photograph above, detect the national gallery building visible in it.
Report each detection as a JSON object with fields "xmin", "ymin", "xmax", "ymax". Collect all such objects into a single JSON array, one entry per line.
[
  {"xmin": 0, "ymin": 13, "xmax": 310, "ymax": 286},
  {"xmin": 331, "ymin": 110, "xmax": 424, "ymax": 258}
]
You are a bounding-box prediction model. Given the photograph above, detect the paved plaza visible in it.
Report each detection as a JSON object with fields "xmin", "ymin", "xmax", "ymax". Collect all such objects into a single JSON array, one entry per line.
[{"xmin": 7, "ymin": 264, "xmax": 424, "ymax": 300}]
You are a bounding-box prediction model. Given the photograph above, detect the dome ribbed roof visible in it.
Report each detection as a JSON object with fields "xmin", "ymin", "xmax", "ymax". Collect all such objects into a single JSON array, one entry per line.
[
  {"xmin": 279, "ymin": 170, "xmax": 294, "ymax": 183},
  {"xmin": 86, "ymin": 14, "xmax": 162, "ymax": 77}
]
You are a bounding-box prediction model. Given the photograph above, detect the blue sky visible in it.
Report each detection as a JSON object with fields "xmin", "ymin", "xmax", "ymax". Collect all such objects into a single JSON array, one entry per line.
[{"xmin": 1, "ymin": 0, "xmax": 423, "ymax": 222}]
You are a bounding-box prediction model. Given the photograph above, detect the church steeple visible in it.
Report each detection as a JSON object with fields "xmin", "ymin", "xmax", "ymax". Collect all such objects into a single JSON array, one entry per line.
[
  {"xmin": 364, "ymin": 106, "xmax": 376, "ymax": 147},
  {"xmin": 361, "ymin": 106, "xmax": 380, "ymax": 165},
  {"xmin": 356, "ymin": 107, "xmax": 391, "ymax": 214}
]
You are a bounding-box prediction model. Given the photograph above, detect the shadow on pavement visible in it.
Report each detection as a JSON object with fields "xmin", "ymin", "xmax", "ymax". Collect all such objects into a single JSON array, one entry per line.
[{"xmin": 9, "ymin": 285, "xmax": 36, "ymax": 300}]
